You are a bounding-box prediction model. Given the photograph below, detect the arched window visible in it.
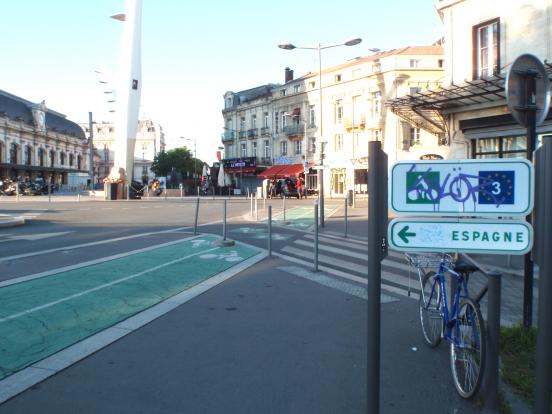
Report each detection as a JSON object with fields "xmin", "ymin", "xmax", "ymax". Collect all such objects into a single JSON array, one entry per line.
[
  {"xmin": 77, "ymin": 155, "xmax": 82, "ymax": 170},
  {"xmin": 69, "ymin": 153, "xmax": 74, "ymax": 167},
  {"xmin": 38, "ymin": 148, "xmax": 45, "ymax": 167},
  {"xmin": 10, "ymin": 143, "xmax": 18, "ymax": 164},
  {"xmin": 25, "ymin": 145, "xmax": 32, "ymax": 166},
  {"xmin": 50, "ymin": 150, "xmax": 55, "ymax": 167},
  {"xmin": 60, "ymin": 152, "xmax": 66, "ymax": 166}
]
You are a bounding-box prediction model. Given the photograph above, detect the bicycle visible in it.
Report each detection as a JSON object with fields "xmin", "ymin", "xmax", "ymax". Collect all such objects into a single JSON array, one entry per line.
[{"xmin": 405, "ymin": 252, "xmax": 486, "ymax": 399}]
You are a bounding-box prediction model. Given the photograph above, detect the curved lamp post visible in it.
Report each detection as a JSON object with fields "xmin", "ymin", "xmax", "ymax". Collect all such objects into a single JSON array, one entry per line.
[{"xmin": 278, "ymin": 37, "xmax": 361, "ymax": 227}]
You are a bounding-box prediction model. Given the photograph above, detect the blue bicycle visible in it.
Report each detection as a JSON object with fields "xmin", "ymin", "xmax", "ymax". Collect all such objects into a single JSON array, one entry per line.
[{"xmin": 407, "ymin": 253, "xmax": 486, "ymax": 399}]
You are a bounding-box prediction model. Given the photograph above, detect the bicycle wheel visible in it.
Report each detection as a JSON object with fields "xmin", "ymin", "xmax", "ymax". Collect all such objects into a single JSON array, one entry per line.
[
  {"xmin": 419, "ymin": 271, "xmax": 443, "ymax": 348},
  {"xmin": 450, "ymin": 298, "xmax": 486, "ymax": 399}
]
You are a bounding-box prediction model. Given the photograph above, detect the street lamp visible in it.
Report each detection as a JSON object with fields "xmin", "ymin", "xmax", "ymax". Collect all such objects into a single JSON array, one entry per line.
[
  {"xmin": 278, "ymin": 37, "xmax": 362, "ymax": 227},
  {"xmin": 180, "ymin": 137, "xmax": 197, "ymax": 192}
]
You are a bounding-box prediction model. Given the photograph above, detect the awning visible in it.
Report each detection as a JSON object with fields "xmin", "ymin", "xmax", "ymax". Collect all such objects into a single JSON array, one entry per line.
[{"xmin": 257, "ymin": 163, "xmax": 306, "ymax": 179}]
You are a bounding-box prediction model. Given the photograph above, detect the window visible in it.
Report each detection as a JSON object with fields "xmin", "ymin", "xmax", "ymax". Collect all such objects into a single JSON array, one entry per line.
[
  {"xmin": 309, "ymin": 105, "xmax": 316, "ymax": 126},
  {"xmin": 60, "ymin": 152, "xmax": 66, "ymax": 166},
  {"xmin": 240, "ymin": 117, "xmax": 245, "ymax": 130},
  {"xmin": 280, "ymin": 141, "xmax": 287, "ymax": 156},
  {"xmin": 275, "ymin": 112, "xmax": 279, "ymax": 133},
  {"xmin": 264, "ymin": 112, "xmax": 269, "ymax": 128},
  {"xmin": 473, "ymin": 18, "xmax": 499, "ymax": 79},
  {"xmin": 50, "ymin": 150, "xmax": 55, "ymax": 167},
  {"xmin": 38, "ymin": 148, "xmax": 44, "ymax": 167},
  {"xmin": 241, "ymin": 143, "xmax": 247, "ymax": 157},
  {"xmin": 77, "ymin": 155, "xmax": 82, "ymax": 170},
  {"xmin": 295, "ymin": 140, "xmax": 302, "ymax": 155},
  {"xmin": 335, "ymin": 100, "xmax": 343, "ymax": 123},
  {"xmin": 252, "ymin": 142, "xmax": 257, "ymax": 157},
  {"xmin": 9, "ymin": 143, "xmax": 17, "ymax": 164},
  {"xmin": 335, "ymin": 74, "xmax": 342, "ymax": 82},
  {"xmin": 438, "ymin": 59, "xmax": 444, "ymax": 68},
  {"xmin": 280, "ymin": 89, "xmax": 287, "ymax": 97},
  {"xmin": 252, "ymin": 114, "xmax": 257, "ymax": 129},
  {"xmin": 409, "ymin": 128, "xmax": 421, "ymax": 146},
  {"xmin": 293, "ymin": 84, "xmax": 301, "ymax": 93},
  {"xmin": 308, "ymin": 81, "xmax": 316, "ymax": 89},
  {"xmin": 69, "ymin": 153, "xmax": 74, "ymax": 167},
  {"xmin": 371, "ymin": 92, "xmax": 382, "ymax": 118},
  {"xmin": 226, "ymin": 97, "xmax": 232, "ymax": 108},
  {"xmin": 103, "ymin": 144, "xmax": 109, "ymax": 161},
  {"xmin": 373, "ymin": 129, "xmax": 381, "ymax": 141},
  {"xmin": 409, "ymin": 59, "xmax": 421, "ymax": 68},
  {"xmin": 24, "ymin": 145, "xmax": 31, "ymax": 165},
  {"xmin": 264, "ymin": 140, "xmax": 270, "ymax": 157},
  {"xmin": 282, "ymin": 113, "xmax": 287, "ymax": 127},
  {"xmin": 335, "ymin": 134, "xmax": 344, "ymax": 151},
  {"xmin": 409, "ymin": 87, "xmax": 421, "ymax": 96},
  {"xmin": 472, "ymin": 136, "xmax": 526, "ymax": 159}
]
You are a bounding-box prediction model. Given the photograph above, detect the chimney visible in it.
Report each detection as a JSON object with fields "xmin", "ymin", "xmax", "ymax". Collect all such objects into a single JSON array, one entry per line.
[{"xmin": 285, "ymin": 67, "xmax": 294, "ymax": 83}]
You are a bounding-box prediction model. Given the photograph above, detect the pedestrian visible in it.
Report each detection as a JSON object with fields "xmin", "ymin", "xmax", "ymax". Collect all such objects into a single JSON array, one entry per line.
[{"xmin": 296, "ymin": 175, "xmax": 303, "ymax": 199}]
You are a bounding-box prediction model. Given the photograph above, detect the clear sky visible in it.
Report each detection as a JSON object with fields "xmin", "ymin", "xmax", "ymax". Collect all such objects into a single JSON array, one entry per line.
[{"xmin": 0, "ymin": 0, "xmax": 442, "ymax": 162}]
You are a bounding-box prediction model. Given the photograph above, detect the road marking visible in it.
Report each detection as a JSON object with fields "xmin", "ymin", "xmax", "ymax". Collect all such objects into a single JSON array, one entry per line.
[
  {"xmin": 101, "ymin": 208, "xmax": 112, "ymax": 210},
  {"xmin": 277, "ymin": 265, "xmax": 397, "ymax": 303},
  {"xmin": 294, "ymin": 239, "xmax": 367, "ymax": 260},
  {"xmin": 0, "ymin": 231, "xmax": 74, "ymax": 243},
  {"xmin": 303, "ymin": 234, "xmax": 367, "ymax": 251},
  {"xmin": 0, "ymin": 246, "xmax": 220, "ymax": 324}
]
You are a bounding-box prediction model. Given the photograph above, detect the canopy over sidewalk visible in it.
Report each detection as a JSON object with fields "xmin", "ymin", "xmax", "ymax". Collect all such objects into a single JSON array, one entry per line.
[{"xmin": 257, "ymin": 163, "xmax": 307, "ymax": 179}]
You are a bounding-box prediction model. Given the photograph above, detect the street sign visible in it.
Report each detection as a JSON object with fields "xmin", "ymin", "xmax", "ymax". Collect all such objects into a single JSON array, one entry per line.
[
  {"xmin": 388, "ymin": 218, "xmax": 533, "ymax": 255},
  {"xmin": 390, "ymin": 159, "xmax": 534, "ymax": 217},
  {"xmin": 506, "ymin": 54, "xmax": 551, "ymax": 127}
]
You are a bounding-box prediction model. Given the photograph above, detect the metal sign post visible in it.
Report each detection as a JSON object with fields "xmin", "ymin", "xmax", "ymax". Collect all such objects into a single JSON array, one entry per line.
[
  {"xmin": 506, "ymin": 53, "xmax": 550, "ymax": 328},
  {"xmin": 367, "ymin": 140, "xmax": 387, "ymax": 414}
]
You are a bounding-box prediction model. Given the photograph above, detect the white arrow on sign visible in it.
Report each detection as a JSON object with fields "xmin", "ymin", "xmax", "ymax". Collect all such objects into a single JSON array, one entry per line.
[
  {"xmin": 388, "ymin": 218, "xmax": 533, "ymax": 255},
  {"xmin": 0, "ymin": 231, "xmax": 74, "ymax": 243}
]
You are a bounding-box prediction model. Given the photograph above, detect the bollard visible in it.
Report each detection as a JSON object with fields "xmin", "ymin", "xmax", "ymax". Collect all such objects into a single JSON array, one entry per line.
[
  {"xmin": 268, "ymin": 205, "xmax": 272, "ymax": 257},
  {"xmin": 344, "ymin": 197, "xmax": 348, "ymax": 238},
  {"xmin": 255, "ymin": 197, "xmax": 258, "ymax": 222},
  {"xmin": 193, "ymin": 197, "xmax": 200, "ymax": 235},
  {"xmin": 263, "ymin": 197, "xmax": 266, "ymax": 211},
  {"xmin": 146, "ymin": 185, "xmax": 149, "ymax": 200},
  {"xmin": 314, "ymin": 201, "xmax": 319, "ymax": 272},
  {"xmin": 180, "ymin": 184, "xmax": 183, "ymax": 200},
  {"xmin": 164, "ymin": 187, "xmax": 167, "ymax": 201},
  {"xmin": 484, "ymin": 270, "xmax": 501, "ymax": 412},
  {"xmin": 77, "ymin": 192, "xmax": 81, "ymax": 202},
  {"xmin": 283, "ymin": 196, "xmax": 287, "ymax": 224},
  {"xmin": 250, "ymin": 194, "xmax": 253, "ymax": 217},
  {"xmin": 48, "ymin": 181, "xmax": 51, "ymax": 203},
  {"xmin": 223, "ymin": 199, "xmax": 227, "ymax": 241}
]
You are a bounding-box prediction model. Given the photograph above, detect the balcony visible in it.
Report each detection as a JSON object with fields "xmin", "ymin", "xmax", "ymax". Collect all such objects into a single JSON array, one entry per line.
[
  {"xmin": 260, "ymin": 127, "xmax": 271, "ymax": 136},
  {"xmin": 344, "ymin": 114, "xmax": 366, "ymax": 130},
  {"xmin": 221, "ymin": 131, "xmax": 234, "ymax": 142},
  {"xmin": 247, "ymin": 128, "xmax": 258, "ymax": 139},
  {"xmin": 238, "ymin": 131, "xmax": 247, "ymax": 139},
  {"xmin": 260, "ymin": 157, "xmax": 272, "ymax": 166},
  {"xmin": 283, "ymin": 123, "xmax": 305, "ymax": 136}
]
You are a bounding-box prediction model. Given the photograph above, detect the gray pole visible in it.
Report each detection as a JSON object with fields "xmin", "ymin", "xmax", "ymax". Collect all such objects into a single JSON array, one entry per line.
[
  {"xmin": 268, "ymin": 205, "xmax": 272, "ymax": 257},
  {"xmin": 344, "ymin": 196, "xmax": 348, "ymax": 238},
  {"xmin": 223, "ymin": 199, "xmax": 227, "ymax": 241},
  {"xmin": 255, "ymin": 196, "xmax": 258, "ymax": 222},
  {"xmin": 88, "ymin": 112, "xmax": 94, "ymax": 190},
  {"xmin": 15, "ymin": 179, "xmax": 19, "ymax": 202},
  {"xmin": 367, "ymin": 140, "xmax": 382, "ymax": 413},
  {"xmin": 485, "ymin": 270, "xmax": 501, "ymax": 411},
  {"xmin": 317, "ymin": 43, "xmax": 325, "ymax": 228},
  {"xmin": 283, "ymin": 196, "xmax": 287, "ymax": 224},
  {"xmin": 48, "ymin": 177, "xmax": 51, "ymax": 203},
  {"xmin": 193, "ymin": 197, "xmax": 200, "ymax": 235},
  {"xmin": 535, "ymin": 139, "xmax": 552, "ymax": 413},
  {"xmin": 314, "ymin": 201, "xmax": 319, "ymax": 272},
  {"xmin": 126, "ymin": 184, "xmax": 130, "ymax": 201}
]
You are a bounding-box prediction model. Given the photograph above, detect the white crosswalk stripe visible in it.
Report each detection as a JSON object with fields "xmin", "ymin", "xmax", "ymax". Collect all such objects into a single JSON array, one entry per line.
[
  {"xmin": 15, "ymin": 210, "xmax": 47, "ymax": 221},
  {"xmin": 278, "ymin": 232, "xmax": 421, "ymax": 298}
]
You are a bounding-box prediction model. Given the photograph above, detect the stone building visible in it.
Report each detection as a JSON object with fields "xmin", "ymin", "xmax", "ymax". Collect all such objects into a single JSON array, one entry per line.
[
  {"xmin": 221, "ymin": 45, "xmax": 444, "ymax": 197},
  {"xmin": 82, "ymin": 117, "xmax": 165, "ymax": 185},
  {"xmin": 387, "ymin": 0, "xmax": 552, "ymax": 161},
  {"xmin": 0, "ymin": 90, "xmax": 89, "ymax": 188}
]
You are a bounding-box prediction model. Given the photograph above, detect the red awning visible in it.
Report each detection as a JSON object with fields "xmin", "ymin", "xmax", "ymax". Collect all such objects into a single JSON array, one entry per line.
[{"xmin": 257, "ymin": 163, "xmax": 305, "ymax": 179}]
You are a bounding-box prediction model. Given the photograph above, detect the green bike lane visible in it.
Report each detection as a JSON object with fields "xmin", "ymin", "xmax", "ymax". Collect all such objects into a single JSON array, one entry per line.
[
  {"xmin": 271, "ymin": 205, "xmax": 337, "ymax": 230},
  {"xmin": 0, "ymin": 233, "xmax": 263, "ymax": 388}
]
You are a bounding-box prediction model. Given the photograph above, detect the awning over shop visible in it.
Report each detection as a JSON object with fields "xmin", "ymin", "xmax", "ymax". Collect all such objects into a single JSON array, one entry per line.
[{"xmin": 257, "ymin": 163, "xmax": 306, "ymax": 179}]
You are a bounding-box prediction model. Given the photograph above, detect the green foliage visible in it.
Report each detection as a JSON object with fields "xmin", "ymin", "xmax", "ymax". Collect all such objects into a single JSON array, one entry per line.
[{"xmin": 150, "ymin": 147, "xmax": 203, "ymax": 177}]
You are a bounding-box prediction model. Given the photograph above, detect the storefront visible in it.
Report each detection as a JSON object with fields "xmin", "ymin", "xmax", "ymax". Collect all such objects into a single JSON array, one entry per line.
[{"xmin": 222, "ymin": 156, "xmax": 258, "ymax": 194}]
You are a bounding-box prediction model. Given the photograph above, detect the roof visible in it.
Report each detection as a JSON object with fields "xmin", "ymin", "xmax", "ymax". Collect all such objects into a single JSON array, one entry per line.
[{"xmin": 0, "ymin": 90, "xmax": 85, "ymax": 139}]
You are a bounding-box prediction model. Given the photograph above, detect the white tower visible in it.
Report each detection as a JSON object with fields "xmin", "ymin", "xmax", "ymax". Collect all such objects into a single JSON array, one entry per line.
[{"xmin": 110, "ymin": 0, "xmax": 142, "ymax": 183}]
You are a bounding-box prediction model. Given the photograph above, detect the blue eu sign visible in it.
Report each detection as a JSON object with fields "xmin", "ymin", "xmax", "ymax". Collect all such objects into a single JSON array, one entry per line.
[{"xmin": 478, "ymin": 171, "xmax": 515, "ymax": 205}]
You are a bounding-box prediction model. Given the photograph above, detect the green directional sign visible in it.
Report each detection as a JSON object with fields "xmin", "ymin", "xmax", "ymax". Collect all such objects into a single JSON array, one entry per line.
[{"xmin": 388, "ymin": 218, "xmax": 533, "ymax": 255}]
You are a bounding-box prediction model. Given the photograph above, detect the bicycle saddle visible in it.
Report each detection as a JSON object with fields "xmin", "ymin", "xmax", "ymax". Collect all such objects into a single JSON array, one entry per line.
[{"xmin": 453, "ymin": 258, "xmax": 479, "ymax": 274}]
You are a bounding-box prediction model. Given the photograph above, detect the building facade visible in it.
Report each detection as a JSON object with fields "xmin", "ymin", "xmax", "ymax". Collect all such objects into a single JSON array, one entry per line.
[
  {"xmin": 388, "ymin": 0, "xmax": 552, "ymax": 161},
  {"xmin": 82, "ymin": 117, "xmax": 165, "ymax": 185},
  {"xmin": 0, "ymin": 90, "xmax": 89, "ymax": 188},
  {"xmin": 222, "ymin": 46, "xmax": 444, "ymax": 196}
]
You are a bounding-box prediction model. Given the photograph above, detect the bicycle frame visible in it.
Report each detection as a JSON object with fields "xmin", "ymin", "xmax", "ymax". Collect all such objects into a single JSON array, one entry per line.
[{"xmin": 426, "ymin": 261, "xmax": 470, "ymax": 342}]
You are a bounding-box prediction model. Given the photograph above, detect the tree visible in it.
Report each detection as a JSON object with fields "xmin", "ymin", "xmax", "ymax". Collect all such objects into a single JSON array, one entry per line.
[{"xmin": 150, "ymin": 147, "xmax": 203, "ymax": 178}]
